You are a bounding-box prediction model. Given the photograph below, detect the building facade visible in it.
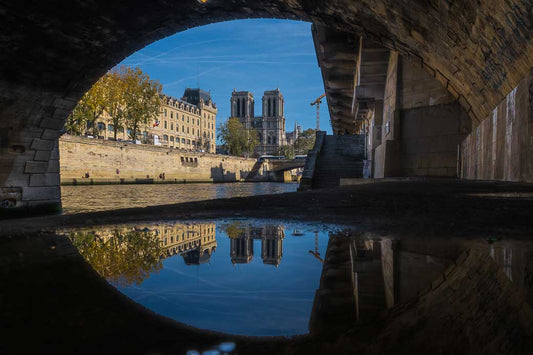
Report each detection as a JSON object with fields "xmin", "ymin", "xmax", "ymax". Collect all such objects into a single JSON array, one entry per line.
[
  {"xmin": 230, "ymin": 89, "xmax": 287, "ymax": 155},
  {"xmin": 91, "ymin": 88, "xmax": 217, "ymax": 153}
]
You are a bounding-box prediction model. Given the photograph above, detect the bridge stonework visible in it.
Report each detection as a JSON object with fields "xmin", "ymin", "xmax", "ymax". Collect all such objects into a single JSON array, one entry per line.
[{"xmin": 1, "ymin": 0, "xmax": 533, "ymax": 209}]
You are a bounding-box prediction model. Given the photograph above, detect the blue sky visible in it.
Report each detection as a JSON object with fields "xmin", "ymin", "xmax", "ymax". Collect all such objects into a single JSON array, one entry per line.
[{"xmin": 119, "ymin": 19, "xmax": 331, "ymax": 138}]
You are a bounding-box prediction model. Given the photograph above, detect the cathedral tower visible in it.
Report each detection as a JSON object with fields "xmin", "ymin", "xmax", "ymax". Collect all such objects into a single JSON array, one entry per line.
[{"xmin": 230, "ymin": 89, "xmax": 254, "ymax": 128}]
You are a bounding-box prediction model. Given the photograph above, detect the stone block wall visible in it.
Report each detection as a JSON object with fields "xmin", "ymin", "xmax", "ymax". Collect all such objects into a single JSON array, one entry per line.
[
  {"xmin": 460, "ymin": 69, "xmax": 533, "ymax": 182},
  {"xmin": 59, "ymin": 135, "xmax": 258, "ymax": 184},
  {"xmin": 398, "ymin": 57, "xmax": 471, "ymax": 177}
]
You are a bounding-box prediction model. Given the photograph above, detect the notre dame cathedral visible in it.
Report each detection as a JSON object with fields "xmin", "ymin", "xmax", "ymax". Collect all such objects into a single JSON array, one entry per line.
[{"xmin": 230, "ymin": 88, "xmax": 288, "ymax": 155}]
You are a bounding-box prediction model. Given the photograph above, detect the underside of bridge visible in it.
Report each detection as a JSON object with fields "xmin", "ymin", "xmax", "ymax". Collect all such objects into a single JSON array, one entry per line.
[{"xmin": 1, "ymin": 0, "xmax": 533, "ymax": 209}]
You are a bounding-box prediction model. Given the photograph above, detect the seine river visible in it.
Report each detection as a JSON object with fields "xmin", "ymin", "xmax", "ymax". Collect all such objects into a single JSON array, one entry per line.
[{"xmin": 61, "ymin": 182, "xmax": 299, "ymax": 214}]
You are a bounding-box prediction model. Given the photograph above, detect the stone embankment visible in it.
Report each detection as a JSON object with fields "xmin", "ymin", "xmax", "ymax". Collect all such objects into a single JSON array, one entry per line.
[{"xmin": 59, "ymin": 135, "xmax": 260, "ymax": 185}]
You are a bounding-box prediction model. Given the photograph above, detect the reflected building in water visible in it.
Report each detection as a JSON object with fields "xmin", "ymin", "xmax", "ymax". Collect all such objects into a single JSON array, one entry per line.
[
  {"xmin": 155, "ymin": 223, "xmax": 217, "ymax": 265},
  {"xmin": 229, "ymin": 225, "xmax": 284, "ymax": 266}
]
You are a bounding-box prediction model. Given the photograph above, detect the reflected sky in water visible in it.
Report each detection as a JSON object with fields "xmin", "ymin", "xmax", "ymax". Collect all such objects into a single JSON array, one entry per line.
[
  {"xmin": 65, "ymin": 220, "xmax": 336, "ymax": 336},
  {"xmin": 61, "ymin": 182, "xmax": 298, "ymax": 214}
]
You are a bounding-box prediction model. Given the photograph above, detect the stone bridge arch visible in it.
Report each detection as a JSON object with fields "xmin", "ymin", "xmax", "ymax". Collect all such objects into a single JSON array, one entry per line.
[{"xmin": 1, "ymin": 0, "xmax": 532, "ymax": 210}]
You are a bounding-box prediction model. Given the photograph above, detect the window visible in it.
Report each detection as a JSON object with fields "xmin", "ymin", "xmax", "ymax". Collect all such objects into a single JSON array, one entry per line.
[
  {"xmin": 87, "ymin": 121, "xmax": 94, "ymax": 129},
  {"xmin": 176, "ymin": 125, "xmax": 179, "ymax": 132},
  {"xmin": 187, "ymin": 116, "xmax": 189, "ymax": 123},
  {"xmin": 170, "ymin": 136, "xmax": 174, "ymax": 142},
  {"xmin": 192, "ymin": 128, "xmax": 194, "ymax": 135},
  {"xmin": 171, "ymin": 123, "xmax": 173, "ymax": 130},
  {"xmin": 187, "ymin": 127, "xmax": 189, "ymax": 134},
  {"xmin": 182, "ymin": 126, "xmax": 185, "ymax": 133},
  {"xmin": 170, "ymin": 112, "xmax": 173, "ymax": 118},
  {"xmin": 97, "ymin": 122, "xmax": 105, "ymax": 131},
  {"xmin": 127, "ymin": 128, "xmax": 132, "ymax": 136},
  {"xmin": 273, "ymin": 137, "xmax": 276, "ymax": 144},
  {"xmin": 181, "ymin": 138, "xmax": 186, "ymax": 143},
  {"xmin": 164, "ymin": 109, "xmax": 167, "ymax": 117},
  {"xmin": 164, "ymin": 121, "xmax": 167, "ymax": 129},
  {"xmin": 108, "ymin": 124, "xmax": 114, "ymax": 132},
  {"xmin": 163, "ymin": 135, "xmax": 168, "ymax": 142},
  {"xmin": 182, "ymin": 114, "xmax": 185, "ymax": 121},
  {"xmin": 143, "ymin": 131, "xmax": 148, "ymax": 137}
]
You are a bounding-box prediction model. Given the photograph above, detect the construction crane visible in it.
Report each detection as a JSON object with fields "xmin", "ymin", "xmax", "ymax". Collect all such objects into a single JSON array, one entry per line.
[
  {"xmin": 310, "ymin": 93, "xmax": 326, "ymax": 131},
  {"xmin": 308, "ymin": 231, "xmax": 324, "ymax": 263}
]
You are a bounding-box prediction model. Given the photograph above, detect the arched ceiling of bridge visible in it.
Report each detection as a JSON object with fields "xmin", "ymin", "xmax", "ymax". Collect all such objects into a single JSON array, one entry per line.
[{"xmin": 1, "ymin": 0, "xmax": 532, "ymax": 125}]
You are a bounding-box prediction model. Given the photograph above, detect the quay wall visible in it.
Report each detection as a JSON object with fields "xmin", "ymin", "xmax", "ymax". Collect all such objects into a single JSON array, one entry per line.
[{"xmin": 59, "ymin": 135, "xmax": 259, "ymax": 185}]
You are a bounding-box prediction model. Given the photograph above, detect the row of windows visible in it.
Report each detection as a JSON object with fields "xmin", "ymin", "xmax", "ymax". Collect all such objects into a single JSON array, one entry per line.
[
  {"xmin": 162, "ymin": 120, "xmax": 214, "ymax": 131},
  {"xmin": 163, "ymin": 108, "xmax": 215, "ymax": 122},
  {"xmin": 158, "ymin": 125, "xmax": 214, "ymax": 139},
  {"xmin": 164, "ymin": 234, "xmax": 214, "ymax": 244},
  {"xmin": 163, "ymin": 105, "xmax": 199, "ymax": 115}
]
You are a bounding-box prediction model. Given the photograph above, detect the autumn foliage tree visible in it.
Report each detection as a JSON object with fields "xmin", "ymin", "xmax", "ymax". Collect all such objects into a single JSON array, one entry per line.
[
  {"xmin": 67, "ymin": 65, "xmax": 162, "ymax": 140},
  {"xmin": 69, "ymin": 229, "xmax": 163, "ymax": 288}
]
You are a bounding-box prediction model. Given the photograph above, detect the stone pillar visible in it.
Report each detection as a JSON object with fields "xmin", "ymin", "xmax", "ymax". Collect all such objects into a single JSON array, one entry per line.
[{"xmin": 0, "ymin": 83, "xmax": 72, "ymax": 213}]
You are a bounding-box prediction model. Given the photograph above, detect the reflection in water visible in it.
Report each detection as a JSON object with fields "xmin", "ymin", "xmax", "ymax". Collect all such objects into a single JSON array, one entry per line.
[
  {"xmin": 69, "ymin": 229, "xmax": 164, "ymax": 287},
  {"xmin": 61, "ymin": 182, "xmax": 298, "ymax": 214},
  {"xmin": 64, "ymin": 220, "xmax": 328, "ymax": 336},
  {"xmin": 63, "ymin": 221, "xmax": 533, "ymax": 338},
  {"xmin": 222, "ymin": 222, "xmax": 284, "ymax": 266}
]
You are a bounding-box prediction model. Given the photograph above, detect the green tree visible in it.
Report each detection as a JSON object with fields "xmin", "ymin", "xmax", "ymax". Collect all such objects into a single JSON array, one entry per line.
[
  {"xmin": 69, "ymin": 229, "xmax": 163, "ymax": 287},
  {"xmin": 122, "ymin": 66, "xmax": 162, "ymax": 140},
  {"xmin": 294, "ymin": 128, "xmax": 317, "ymax": 155},
  {"xmin": 218, "ymin": 118, "xmax": 259, "ymax": 157},
  {"xmin": 277, "ymin": 145, "xmax": 295, "ymax": 159}
]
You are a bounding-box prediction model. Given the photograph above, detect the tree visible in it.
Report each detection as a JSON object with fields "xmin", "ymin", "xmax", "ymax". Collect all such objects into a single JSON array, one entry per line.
[
  {"xmin": 218, "ymin": 118, "xmax": 259, "ymax": 157},
  {"xmin": 67, "ymin": 76, "xmax": 107, "ymax": 135},
  {"xmin": 122, "ymin": 66, "xmax": 162, "ymax": 141},
  {"xmin": 69, "ymin": 229, "xmax": 163, "ymax": 288},
  {"xmin": 277, "ymin": 145, "xmax": 295, "ymax": 159},
  {"xmin": 102, "ymin": 67, "xmax": 127, "ymax": 140},
  {"xmin": 67, "ymin": 65, "xmax": 161, "ymax": 140},
  {"xmin": 294, "ymin": 128, "xmax": 317, "ymax": 155}
]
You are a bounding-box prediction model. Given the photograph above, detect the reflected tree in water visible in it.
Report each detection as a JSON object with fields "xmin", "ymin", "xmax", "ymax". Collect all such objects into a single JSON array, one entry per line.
[
  {"xmin": 69, "ymin": 229, "xmax": 163, "ymax": 287},
  {"xmin": 220, "ymin": 222, "xmax": 246, "ymax": 239}
]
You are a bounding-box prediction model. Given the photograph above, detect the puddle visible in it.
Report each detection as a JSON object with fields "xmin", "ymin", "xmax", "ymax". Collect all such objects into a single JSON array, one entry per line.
[
  {"xmin": 60, "ymin": 219, "xmax": 340, "ymax": 336},
  {"xmin": 57, "ymin": 219, "xmax": 533, "ymax": 338}
]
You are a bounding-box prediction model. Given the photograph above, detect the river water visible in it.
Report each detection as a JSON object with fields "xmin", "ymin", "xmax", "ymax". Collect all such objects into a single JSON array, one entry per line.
[{"xmin": 61, "ymin": 182, "xmax": 299, "ymax": 214}]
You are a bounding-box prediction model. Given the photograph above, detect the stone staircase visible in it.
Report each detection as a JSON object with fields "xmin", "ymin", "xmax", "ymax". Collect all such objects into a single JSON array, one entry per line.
[
  {"xmin": 308, "ymin": 235, "xmax": 358, "ymax": 335},
  {"xmin": 244, "ymin": 162, "xmax": 263, "ymax": 181},
  {"xmin": 312, "ymin": 135, "xmax": 365, "ymax": 189}
]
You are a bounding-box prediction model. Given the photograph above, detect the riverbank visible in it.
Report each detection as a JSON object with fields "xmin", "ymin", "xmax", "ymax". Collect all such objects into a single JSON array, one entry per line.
[
  {"xmin": 2, "ymin": 179, "xmax": 532, "ymax": 237},
  {"xmin": 59, "ymin": 135, "xmax": 260, "ymax": 184}
]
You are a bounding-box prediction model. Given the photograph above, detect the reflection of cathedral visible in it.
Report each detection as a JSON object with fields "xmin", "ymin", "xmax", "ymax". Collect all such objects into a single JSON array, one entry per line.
[{"xmin": 229, "ymin": 225, "xmax": 285, "ymax": 266}]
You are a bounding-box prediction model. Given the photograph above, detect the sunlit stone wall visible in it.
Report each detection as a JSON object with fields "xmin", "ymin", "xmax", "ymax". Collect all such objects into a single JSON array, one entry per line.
[{"xmin": 59, "ymin": 135, "xmax": 258, "ymax": 184}]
